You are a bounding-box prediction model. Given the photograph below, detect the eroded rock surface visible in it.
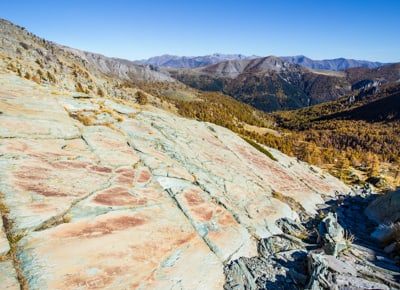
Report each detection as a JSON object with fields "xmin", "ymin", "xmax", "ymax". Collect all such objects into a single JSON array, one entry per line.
[{"xmin": 0, "ymin": 73, "xmax": 351, "ymax": 289}]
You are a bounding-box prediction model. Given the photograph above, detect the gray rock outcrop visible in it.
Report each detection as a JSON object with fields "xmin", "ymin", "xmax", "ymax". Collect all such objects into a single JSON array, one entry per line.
[{"xmin": 317, "ymin": 212, "xmax": 347, "ymax": 256}]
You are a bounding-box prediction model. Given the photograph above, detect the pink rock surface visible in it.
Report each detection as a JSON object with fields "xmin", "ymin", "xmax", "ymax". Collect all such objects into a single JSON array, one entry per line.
[
  {"xmin": 0, "ymin": 73, "xmax": 350, "ymax": 289},
  {"xmin": 18, "ymin": 208, "xmax": 224, "ymax": 289}
]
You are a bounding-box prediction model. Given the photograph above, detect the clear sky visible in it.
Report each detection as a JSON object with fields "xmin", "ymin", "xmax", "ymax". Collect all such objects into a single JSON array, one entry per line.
[{"xmin": 2, "ymin": 0, "xmax": 399, "ymax": 62}]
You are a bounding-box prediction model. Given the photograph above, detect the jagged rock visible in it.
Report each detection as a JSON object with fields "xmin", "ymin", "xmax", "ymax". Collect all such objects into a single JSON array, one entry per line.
[
  {"xmin": 306, "ymin": 253, "xmax": 335, "ymax": 290},
  {"xmin": 305, "ymin": 253, "xmax": 389, "ymax": 290},
  {"xmin": 317, "ymin": 212, "xmax": 347, "ymax": 256},
  {"xmin": 258, "ymin": 234, "xmax": 305, "ymax": 258},
  {"xmin": 276, "ymin": 217, "xmax": 306, "ymax": 237}
]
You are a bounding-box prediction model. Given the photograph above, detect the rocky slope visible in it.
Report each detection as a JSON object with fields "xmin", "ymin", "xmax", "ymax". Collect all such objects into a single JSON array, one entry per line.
[
  {"xmin": 0, "ymin": 70, "xmax": 353, "ymax": 289},
  {"xmin": 0, "ymin": 18, "xmax": 174, "ymax": 101}
]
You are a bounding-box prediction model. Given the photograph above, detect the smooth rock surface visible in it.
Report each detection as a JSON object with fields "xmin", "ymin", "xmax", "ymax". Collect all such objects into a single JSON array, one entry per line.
[
  {"xmin": 0, "ymin": 260, "xmax": 20, "ymax": 290},
  {"xmin": 0, "ymin": 73, "xmax": 351, "ymax": 289},
  {"xmin": 0, "ymin": 217, "xmax": 9, "ymax": 256}
]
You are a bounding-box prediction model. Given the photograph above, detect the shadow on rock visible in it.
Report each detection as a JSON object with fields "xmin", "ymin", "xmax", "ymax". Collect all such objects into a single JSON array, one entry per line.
[{"xmin": 224, "ymin": 186, "xmax": 400, "ymax": 289}]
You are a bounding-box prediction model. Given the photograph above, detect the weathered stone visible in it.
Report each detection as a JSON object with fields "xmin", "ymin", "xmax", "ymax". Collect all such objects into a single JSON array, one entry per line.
[
  {"xmin": 0, "ymin": 79, "xmax": 80, "ymax": 139},
  {"xmin": 305, "ymin": 253, "xmax": 335, "ymax": 290},
  {"xmin": 103, "ymin": 99, "xmax": 138, "ymax": 115},
  {"xmin": 174, "ymin": 186, "xmax": 257, "ymax": 261},
  {"xmin": 258, "ymin": 234, "xmax": 305, "ymax": 258},
  {"xmin": 317, "ymin": 212, "xmax": 347, "ymax": 256},
  {"xmin": 17, "ymin": 207, "xmax": 224, "ymax": 289},
  {"xmin": 276, "ymin": 217, "xmax": 306, "ymax": 237},
  {"xmin": 0, "ymin": 217, "xmax": 9, "ymax": 256},
  {"xmin": 384, "ymin": 241, "xmax": 399, "ymax": 254},
  {"xmin": 323, "ymin": 254, "xmax": 357, "ymax": 276},
  {"xmin": 0, "ymin": 157, "xmax": 112, "ymax": 233},
  {"xmin": 0, "ymin": 73, "xmax": 353, "ymax": 288},
  {"xmin": 0, "ymin": 260, "xmax": 20, "ymax": 289},
  {"xmin": 82, "ymin": 126, "xmax": 140, "ymax": 167}
]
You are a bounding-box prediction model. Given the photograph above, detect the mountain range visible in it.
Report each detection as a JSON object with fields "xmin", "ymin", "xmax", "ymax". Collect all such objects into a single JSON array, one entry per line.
[
  {"xmin": 137, "ymin": 53, "xmax": 256, "ymax": 69},
  {"xmin": 280, "ymin": 55, "xmax": 387, "ymax": 71},
  {"xmin": 168, "ymin": 56, "xmax": 400, "ymax": 112},
  {"xmin": 139, "ymin": 53, "xmax": 388, "ymax": 70}
]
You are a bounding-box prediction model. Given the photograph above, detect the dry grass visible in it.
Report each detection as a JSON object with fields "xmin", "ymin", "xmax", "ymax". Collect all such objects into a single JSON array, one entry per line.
[
  {"xmin": 344, "ymin": 230, "xmax": 355, "ymax": 245},
  {"xmin": 76, "ymin": 114, "xmax": 94, "ymax": 126},
  {"xmin": 271, "ymin": 191, "xmax": 305, "ymax": 212},
  {"xmin": 242, "ymin": 123, "xmax": 281, "ymax": 137},
  {"xmin": 63, "ymin": 214, "xmax": 72, "ymax": 223}
]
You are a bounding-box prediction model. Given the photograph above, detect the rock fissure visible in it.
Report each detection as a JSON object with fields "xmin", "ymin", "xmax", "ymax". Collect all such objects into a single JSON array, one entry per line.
[
  {"xmin": 33, "ymin": 181, "xmax": 113, "ymax": 232},
  {"xmin": 163, "ymin": 188, "xmax": 222, "ymax": 261},
  {"xmin": 0, "ymin": 194, "xmax": 26, "ymax": 289}
]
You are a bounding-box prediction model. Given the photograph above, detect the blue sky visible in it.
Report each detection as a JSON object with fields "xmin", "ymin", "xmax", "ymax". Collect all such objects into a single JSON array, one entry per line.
[{"xmin": 2, "ymin": 0, "xmax": 399, "ymax": 62}]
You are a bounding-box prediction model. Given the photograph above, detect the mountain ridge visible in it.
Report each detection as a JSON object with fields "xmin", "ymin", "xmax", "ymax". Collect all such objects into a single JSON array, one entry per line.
[
  {"xmin": 168, "ymin": 55, "xmax": 400, "ymax": 112},
  {"xmin": 139, "ymin": 53, "xmax": 389, "ymax": 70},
  {"xmin": 281, "ymin": 55, "xmax": 388, "ymax": 71}
]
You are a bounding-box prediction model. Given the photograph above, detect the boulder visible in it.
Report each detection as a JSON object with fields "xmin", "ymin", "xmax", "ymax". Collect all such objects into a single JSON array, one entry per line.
[
  {"xmin": 317, "ymin": 212, "xmax": 347, "ymax": 256},
  {"xmin": 276, "ymin": 217, "xmax": 306, "ymax": 237},
  {"xmin": 258, "ymin": 234, "xmax": 305, "ymax": 258}
]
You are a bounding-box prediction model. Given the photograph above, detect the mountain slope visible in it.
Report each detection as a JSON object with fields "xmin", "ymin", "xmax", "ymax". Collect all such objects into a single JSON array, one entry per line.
[
  {"xmin": 169, "ymin": 56, "xmax": 353, "ymax": 112},
  {"xmin": 0, "ymin": 18, "xmax": 174, "ymax": 100},
  {"xmin": 169, "ymin": 54, "xmax": 400, "ymax": 112}
]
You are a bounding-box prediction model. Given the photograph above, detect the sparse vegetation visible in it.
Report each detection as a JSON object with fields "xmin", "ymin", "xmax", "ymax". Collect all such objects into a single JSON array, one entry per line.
[
  {"xmin": 242, "ymin": 137, "xmax": 277, "ymax": 161},
  {"xmin": 97, "ymin": 87, "xmax": 105, "ymax": 97},
  {"xmin": 135, "ymin": 91, "xmax": 148, "ymax": 105},
  {"xmin": 271, "ymin": 191, "xmax": 305, "ymax": 212}
]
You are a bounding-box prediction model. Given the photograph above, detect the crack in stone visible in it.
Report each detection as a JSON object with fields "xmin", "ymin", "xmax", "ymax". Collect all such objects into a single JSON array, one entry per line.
[
  {"xmin": 0, "ymin": 192, "xmax": 26, "ymax": 289},
  {"xmin": 163, "ymin": 187, "xmax": 223, "ymax": 262},
  {"xmin": 33, "ymin": 179, "xmax": 113, "ymax": 232}
]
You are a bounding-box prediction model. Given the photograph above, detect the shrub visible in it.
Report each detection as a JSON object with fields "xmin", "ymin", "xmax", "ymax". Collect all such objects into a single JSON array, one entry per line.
[
  {"xmin": 31, "ymin": 75, "xmax": 40, "ymax": 84},
  {"xmin": 97, "ymin": 87, "xmax": 105, "ymax": 97},
  {"xmin": 136, "ymin": 91, "xmax": 148, "ymax": 105}
]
